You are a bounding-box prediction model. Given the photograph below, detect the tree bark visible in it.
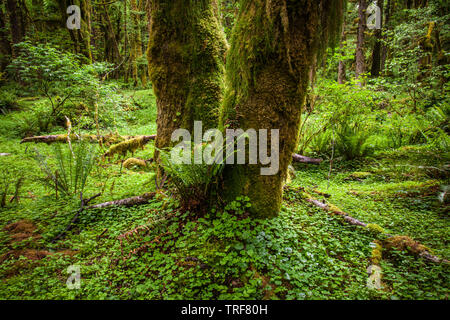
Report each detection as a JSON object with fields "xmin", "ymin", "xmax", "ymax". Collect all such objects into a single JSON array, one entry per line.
[
  {"xmin": 147, "ymin": 0, "xmax": 228, "ymax": 163},
  {"xmin": 338, "ymin": 18, "xmax": 347, "ymax": 84},
  {"xmin": 371, "ymin": 0, "xmax": 384, "ymax": 77},
  {"xmin": 0, "ymin": 1, "xmax": 12, "ymax": 71},
  {"xmin": 220, "ymin": 0, "xmax": 344, "ymax": 217},
  {"xmin": 88, "ymin": 193, "xmax": 156, "ymax": 209},
  {"xmin": 6, "ymin": 0, "xmax": 25, "ymax": 57},
  {"xmin": 380, "ymin": 0, "xmax": 392, "ymax": 75},
  {"xmin": 20, "ymin": 134, "xmax": 156, "ymax": 145}
]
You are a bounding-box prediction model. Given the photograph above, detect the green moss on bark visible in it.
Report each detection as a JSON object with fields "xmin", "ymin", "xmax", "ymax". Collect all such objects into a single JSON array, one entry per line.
[{"xmin": 147, "ymin": 0, "xmax": 228, "ymax": 157}]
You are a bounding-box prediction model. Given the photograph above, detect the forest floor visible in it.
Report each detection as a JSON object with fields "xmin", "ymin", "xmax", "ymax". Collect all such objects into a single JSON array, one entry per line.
[{"xmin": 0, "ymin": 89, "xmax": 448, "ymax": 300}]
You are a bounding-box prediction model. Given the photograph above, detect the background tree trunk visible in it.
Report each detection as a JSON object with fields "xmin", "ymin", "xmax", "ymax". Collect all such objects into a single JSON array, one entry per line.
[
  {"xmin": 0, "ymin": 1, "xmax": 12, "ymax": 71},
  {"xmin": 6, "ymin": 0, "xmax": 25, "ymax": 57},
  {"xmin": 355, "ymin": 0, "xmax": 367, "ymax": 83},
  {"xmin": 338, "ymin": 18, "xmax": 347, "ymax": 84},
  {"xmin": 371, "ymin": 0, "xmax": 384, "ymax": 77}
]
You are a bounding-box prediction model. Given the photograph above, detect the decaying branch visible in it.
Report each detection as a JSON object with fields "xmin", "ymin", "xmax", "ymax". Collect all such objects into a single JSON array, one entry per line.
[
  {"xmin": 21, "ymin": 133, "xmax": 321, "ymax": 164},
  {"xmin": 51, "ymin": 192, "xmax": 102, "ymax": 243},
  {"xmin": 292, "ymin": 154, "xmax": 323, "ymax": 164}
]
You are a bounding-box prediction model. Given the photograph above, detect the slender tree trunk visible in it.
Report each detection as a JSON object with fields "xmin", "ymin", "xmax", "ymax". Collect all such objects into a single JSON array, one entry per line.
[
  {"xmin": 371, "ymin": 0, "xmax": 384, "ymax": 77},
  {"xmin": 123, "ymin": 0, "xmax": 130, "ymax": 83},
  {"xmin": 147, "ymin": 0, "xmax": 227, "ymax": 163},
  {"xmin": 82, "ymin": 0, "xmax": 93, "ymax": 63},
  {"xmin": 355, "ymin": 0, "xmax": 367, "ymax": 83},
  {"xmin": 220, "ymin": 0, "xmax": 344, "ymax": 217},
  {"xmin": 338, "ymin": 18, "xmax": 347, "ymax": 84},
  {"xmin": 130, "ymin": 0, "xmax": 146, "ymax": 87},
  {"xmin": 102, "ymin": 3, "xmax": 121, "ymax": 66},
  {"xmin": 380, "ymin": 0, "xmax": 392, "ymax": 74},
  {"xmin": 0, "ymin": 1, "xmax": 12, "ymax": 71}
]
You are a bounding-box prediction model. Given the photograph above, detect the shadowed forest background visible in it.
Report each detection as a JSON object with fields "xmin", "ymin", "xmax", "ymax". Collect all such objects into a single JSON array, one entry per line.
[{"xmin": 0, "ymin": 0, "xmax": 448, "ymax": 300}]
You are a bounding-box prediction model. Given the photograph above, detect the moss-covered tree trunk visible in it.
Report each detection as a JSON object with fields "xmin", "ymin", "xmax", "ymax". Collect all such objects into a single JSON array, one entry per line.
[
  {"xmin": 6, "ymin": 0, "xmax": 25, "ymax": 57},
  {"xmin": 147, "ymin": 0, "xmax": 227, "ymax": 162},
  {"xmin": 220, "ymin": 0, "xmax": 344, "ymax": 217},
  {"xmin": 355, "ymin": 0, "xmax": 367, "ymax": 82}
]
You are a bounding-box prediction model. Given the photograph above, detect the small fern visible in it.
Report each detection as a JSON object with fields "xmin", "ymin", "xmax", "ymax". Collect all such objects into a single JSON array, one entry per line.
[{"xmin": 159, "ymin": 140, "xmax": 231, "ymax": 213}]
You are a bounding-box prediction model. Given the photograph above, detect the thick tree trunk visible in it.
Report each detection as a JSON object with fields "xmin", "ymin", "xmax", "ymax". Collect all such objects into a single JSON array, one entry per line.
[
  {"xmin": 147, "ymin": 0, "xmax": 227, "ymax": 162},
  {"xmin": 355, "ymin": 0, "xmax": 367, "ymax": 83},
  {"xmin": 220, "ymin": 0, "xmax": 344, "ymax": 217}
]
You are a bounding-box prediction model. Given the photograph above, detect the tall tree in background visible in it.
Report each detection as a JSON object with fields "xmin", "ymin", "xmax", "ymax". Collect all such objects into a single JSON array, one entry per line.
[
  {"xmin": 130, "ymin": 0, "xmax": 147, "ymax": 87},
  {"xmin": 147, "ymin": 0, "xmax": 228, "ymax": 164},
  {"xmin": 338, "ymin": 15, "xmax": 347, "ymax": 84},
  {"xmin": 380, "ymin": 0, "xmax": 392, "ymax": 74},
  {"xmin": 355, "ymin": 0, "xmax": 367, "ymax": 82},
  {"xmin": 220, "ymin": 0, "xmax": 345, "ymax": 217},
  {"xmin": 0, "ymin": 0, "xmax": 11, "ymax": 71}
]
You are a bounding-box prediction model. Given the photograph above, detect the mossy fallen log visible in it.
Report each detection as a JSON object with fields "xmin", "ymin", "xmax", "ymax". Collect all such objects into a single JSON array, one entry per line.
[
  {"xmin": 292, "ymin": 154, "xmax": 323, "ymax": 164},
  {"xmin": 103, "ymin": 136, "xmax": 155, "ymax": 158},
  {"xmin": 303, "ymin": 192, "xmax": 449, "ymax": 265},
  {"xmin": 21, "ymin": 134, "xmax": 319, "ymax": 164},
  {"xmin": 123, "ymin": 158, "xmax": 149, "ymax": 169},
  {"xmin": 20, "ymin": 134, "xmax": 156, "ymax": 145}
]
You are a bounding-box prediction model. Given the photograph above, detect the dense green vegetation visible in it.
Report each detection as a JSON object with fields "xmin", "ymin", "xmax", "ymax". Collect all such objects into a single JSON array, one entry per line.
[{"xmin": 0, "ymin": 0, "xmax": 448, "ymax": 300}]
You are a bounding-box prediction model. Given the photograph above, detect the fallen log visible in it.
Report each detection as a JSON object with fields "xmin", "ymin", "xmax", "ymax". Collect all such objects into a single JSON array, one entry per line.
[
  {"xmin": 20, "ymin": 134, "xmax": 156, "ymax": 145},
  {"xmin": 304, "ymin": 193, "xmax": 449, "ymax": 264},
  {"xmin": 306, "ymin": 198, "xmax": 367, "ymax": 227},
  {"xmin": 292, "ymin": 154, "xmax": 323, "ymax": 164},
  {"xmin": 87, "ymin": 192, "xmax": 156, "ymax": 210}
]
